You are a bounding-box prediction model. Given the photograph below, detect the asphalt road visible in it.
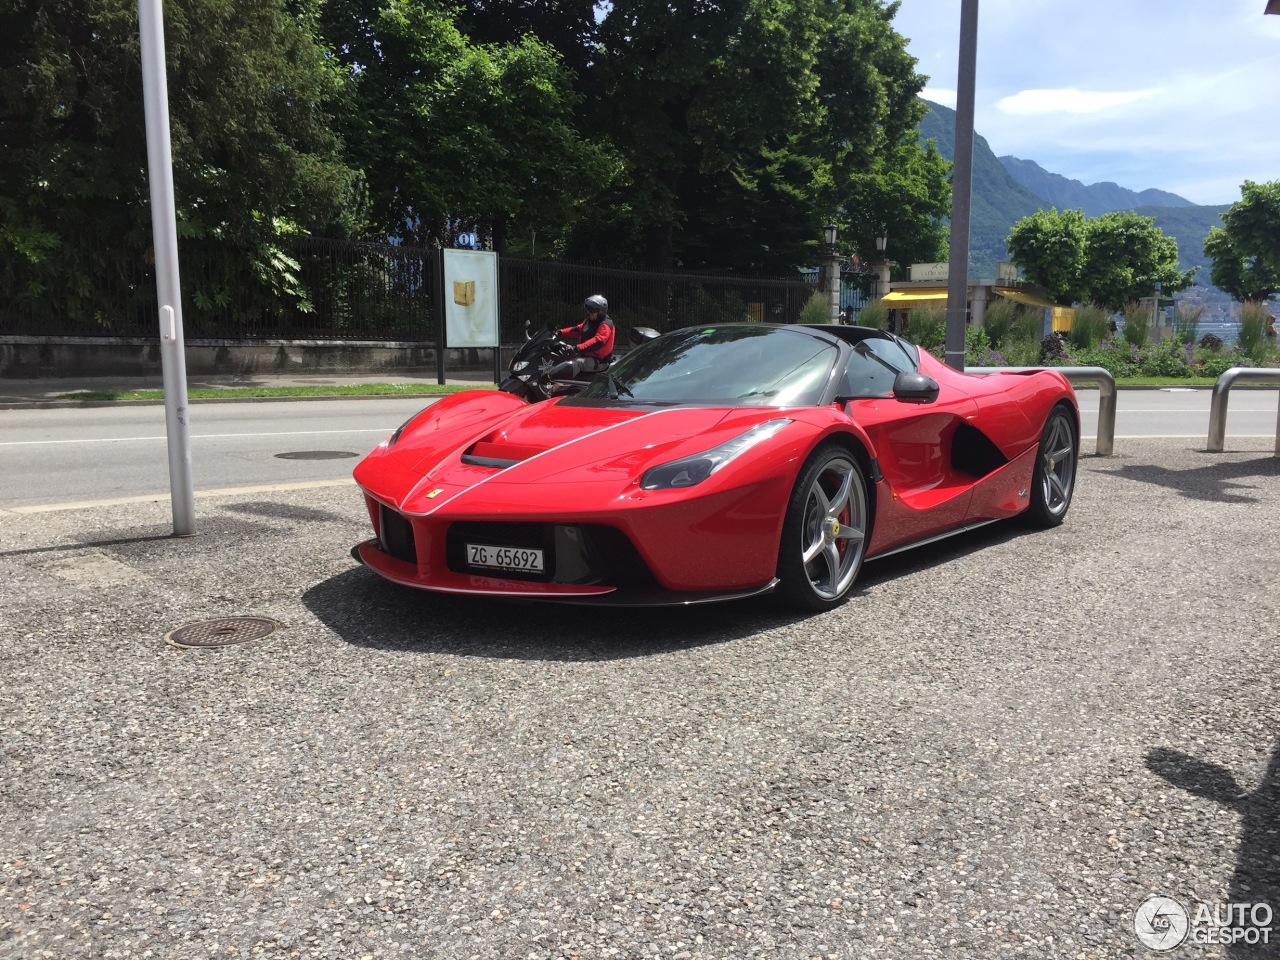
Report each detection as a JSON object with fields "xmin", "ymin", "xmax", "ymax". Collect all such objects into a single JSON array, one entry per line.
[
  {"xmin": 1, "ymin": 437, "xmax": 1278, "ymax": 959},
  {"xmin": 2, "ymin": 390, "xmax": 1278, "ymax": 511}
]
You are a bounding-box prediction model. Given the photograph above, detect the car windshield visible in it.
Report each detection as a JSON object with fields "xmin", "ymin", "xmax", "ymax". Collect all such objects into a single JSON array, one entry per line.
[{"xmin": 575, "ymin": 325, "xmax": 839, "ymax": 407}]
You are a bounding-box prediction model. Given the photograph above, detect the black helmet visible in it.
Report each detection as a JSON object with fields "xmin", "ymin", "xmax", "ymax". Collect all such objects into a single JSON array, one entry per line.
[{"xmin": 584, "ymin": 295, "xmax": 608, "ymax": 315}]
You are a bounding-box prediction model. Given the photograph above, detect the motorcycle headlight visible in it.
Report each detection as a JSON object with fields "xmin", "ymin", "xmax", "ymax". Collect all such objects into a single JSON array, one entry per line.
[
  {"xmin": 513, "ymin": 360, "xmax": 530, "ymax": 372},
  {"xmin": 640, "ymin": 419, "xmax": 791, "ymax": 490}
]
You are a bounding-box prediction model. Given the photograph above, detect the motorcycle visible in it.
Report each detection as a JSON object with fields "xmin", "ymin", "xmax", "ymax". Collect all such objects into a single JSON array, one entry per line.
[{"xmin": 499, "ymin": 325, "xmax": 659, "ymax": 403}]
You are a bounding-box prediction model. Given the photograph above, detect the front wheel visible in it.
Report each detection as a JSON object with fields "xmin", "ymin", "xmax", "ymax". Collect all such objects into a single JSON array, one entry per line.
[
  {"xmin": 775, "ymin": 445, "xmax": 870, "ymax": 611},
  {"xmin": 1024, "ymin": 404, "xmax": 1078, "ymax": 527}
]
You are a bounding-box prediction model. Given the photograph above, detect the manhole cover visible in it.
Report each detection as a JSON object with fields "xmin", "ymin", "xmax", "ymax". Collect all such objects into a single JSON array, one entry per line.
[
  {"xmin": 166, "ymin": 617, "xmax": 280, "ymax": 649},
  {"xmin": 274, "ymin": 450, "xmax": 359, "ymax": 460}
]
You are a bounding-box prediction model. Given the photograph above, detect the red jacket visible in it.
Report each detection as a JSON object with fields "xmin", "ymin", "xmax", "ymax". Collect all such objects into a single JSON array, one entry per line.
[{"xmin": 560, "ymin": 314, "xmax": 615, "ymax": 359}]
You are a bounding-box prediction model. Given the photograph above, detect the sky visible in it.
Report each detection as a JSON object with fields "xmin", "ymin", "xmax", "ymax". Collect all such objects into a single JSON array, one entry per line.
[{"xmin": 891, "ymin": 0, "xmax": 1280, "ymax": 206}]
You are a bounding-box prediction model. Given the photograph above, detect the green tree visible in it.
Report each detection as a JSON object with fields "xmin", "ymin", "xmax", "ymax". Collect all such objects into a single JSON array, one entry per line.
[
  {"xmin": 1005, "ymin": 208, "xmax": 1087, "ymax": 305},
  {"xmin": 1204, "ymin": 180, "xmax": 1280, "ymax": 302},
  {"xmin": 1007, "ymin": 208, "xmax": 1193, "ymax": 308},
  {"xmin": 319, "ymin": 0, "xmax": 613, "ymax": 250},
  {"xmin": 0, "ymin": 0, "xmax": 365, "ymax": 324},
  {"xmin": 566, "ymin": 0, "xmax": 947, "ymax": 272},
  {"xmin": 1080, "ymin": 211, "xmax": 1194, "ymax": 310}
]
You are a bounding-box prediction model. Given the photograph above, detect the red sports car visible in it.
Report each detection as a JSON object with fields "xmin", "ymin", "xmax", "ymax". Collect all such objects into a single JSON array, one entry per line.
[{"xmin": 351, "ymin": 324, "xmax": 1079, "ymax": 610}]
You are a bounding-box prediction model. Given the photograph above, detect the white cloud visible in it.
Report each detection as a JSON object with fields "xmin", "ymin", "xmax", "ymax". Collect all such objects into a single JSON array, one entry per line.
[
  {"xmin": 920, "ymin": 85, "xmax": 956, "ymax": 108},
  {"xmin": 893, "ymin": 0, "xmax": 1280, "ymax": 204},
  {"xmin": 996, "ymin": 88, "xmax": 1160, "ymax": 116}
]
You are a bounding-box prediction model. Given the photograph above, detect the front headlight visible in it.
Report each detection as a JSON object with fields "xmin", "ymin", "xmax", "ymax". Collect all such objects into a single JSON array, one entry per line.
[
  {"xmin": 640, "ymin": 419, "xmax": 791, "ymax": 490},
  {"xmin": 513, "ymin": 360, "xmax": 530, "ymax": 372}
]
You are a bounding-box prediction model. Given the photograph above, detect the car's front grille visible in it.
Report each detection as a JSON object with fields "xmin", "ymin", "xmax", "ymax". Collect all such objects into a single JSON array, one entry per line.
[
  {"xmin": 378, "ymin": 505, "xmax": 417, "ymax": 564},
  {"xmin": 444, "ymin": 522, "xmax": 656, "ymax": 587}
]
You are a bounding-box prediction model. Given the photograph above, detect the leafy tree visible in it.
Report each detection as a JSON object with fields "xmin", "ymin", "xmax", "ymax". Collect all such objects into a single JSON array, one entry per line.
[
  {"xmin": 0, "ymin": 0, "xmax": 366, "ymax": 325},
  {"xmin": 319, "ymin": 0, "xmax": 613, "ymax": 250},
  {"xmin": 1007, "ymin": 208, "xmax": 1193, "ymax": 308},
  {"xmin": 565, "ymin": 0, "xmax": 948, "ymax": 272},
  {"xmin": 1204, "ymin": 180, "xmax": 1280, "ymax": 302},
  {"xmin": 1005, "ymin": 208, "xmax": 1087, "ymax": 305},
  {"xmin": 1080, "ymin": 211, "xmax": 1194, "ymax": 310}
]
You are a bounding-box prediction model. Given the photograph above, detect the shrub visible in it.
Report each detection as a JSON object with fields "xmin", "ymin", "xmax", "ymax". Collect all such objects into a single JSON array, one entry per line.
[
  {"xmin": 1000, "ymin": 338, "xmax": 1041, "ymax": 367},
  {"xmin": 1039, "ymin": 333, "xmax": 1069, "ymax": 364},
  {"xmin": 982, "ymin": 298, "xmax": 1018, "ymax": 348},
  {"xmin": 799, "ymin": 290, "xmax": 832, "ymax": 325},
  {"xmin": 1199, "ymin": 332, "xmax": 1223, "ymax": 352},
  {"xmin": 1074, "ymin": 340, "xmax": 1140, "ymax": 379},
  {"xmin": 1238, "ymin": 301, "xmax": 1270, "ymax": 358},
  {"xmin": 1173, "ymin": 303, "xmax": 1203, "ymax": 344},
  {"xmin": 1068, "ymin": 303, "xmax": 1109, "ymax": 351},
  {"xmin": 1138, "ymin": 338, "xmax": 1194, "ymax": 378},
  {"xmin": 1120, "ymin": 300, "xmax": 1151, "ymax": 348},
  {"xmin": 856, "ymin": 299, "xmax": 888, "ymax": 330},
  {"xmin": 907, "ymin": 305, "xmax": 947, "ymax": 350},
  {"xmin": 1196, "ymin": 351, "xmax": 1242, "ymax": 380}
]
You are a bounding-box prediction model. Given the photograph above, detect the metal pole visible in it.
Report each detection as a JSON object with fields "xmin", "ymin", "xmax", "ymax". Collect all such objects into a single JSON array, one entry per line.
[
  {"xmin": 944, "ymin": 0, "xmax": 979, "ymax": 371},
  {"xmin": 138, "ymin": 0, "xmax": 195, "ymax": 536}
]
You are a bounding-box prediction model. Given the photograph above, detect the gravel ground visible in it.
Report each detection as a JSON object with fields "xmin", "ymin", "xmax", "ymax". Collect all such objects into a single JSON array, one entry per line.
[{"xmin": 1, "ymin": 438, "xmax": 1278, "ymax": 960}]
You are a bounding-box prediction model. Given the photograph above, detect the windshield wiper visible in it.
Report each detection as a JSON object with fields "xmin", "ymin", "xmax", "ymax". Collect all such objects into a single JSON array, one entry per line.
[
  {"xmin": 854, "ymin": 339, "xmax": 902, "ymax": 376},
  {"xmin": 594, "ymin": 370, "xmax": 634, "ymax": 399}
]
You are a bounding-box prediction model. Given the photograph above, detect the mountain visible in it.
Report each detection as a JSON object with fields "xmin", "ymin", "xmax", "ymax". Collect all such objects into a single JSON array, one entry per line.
[
  {"xmin": 917, "ymin": 100, "xmax": 1226, "ymax": 283},
  {"xmin": 917, "ymin": 102, "xmax": 1042, "ymax": 272},
  {"xmin": 998, "ymin": 156, "xmax": 1195, "ymax": 217}
]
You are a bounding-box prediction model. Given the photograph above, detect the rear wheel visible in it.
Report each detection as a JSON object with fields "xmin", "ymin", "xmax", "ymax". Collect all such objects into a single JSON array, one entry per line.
[
  {"xmin": 1025, "ymin": 404, "xmax": 1077, "ymax": 527},
  {"xmin": 775, "ymin": 445, "xmax": 869, "ymax": 611}
]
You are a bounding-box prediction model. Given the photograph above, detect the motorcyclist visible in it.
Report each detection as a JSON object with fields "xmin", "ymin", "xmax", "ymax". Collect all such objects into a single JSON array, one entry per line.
[{"xmin": 548, "ymin": 294, "xmax": 615, "ymax": 381}]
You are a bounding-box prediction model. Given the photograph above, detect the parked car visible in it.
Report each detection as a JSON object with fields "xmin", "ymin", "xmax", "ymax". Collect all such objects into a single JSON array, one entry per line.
[{"xmin": 351, "ymin": 323, "xmax": 1079, "ymax": 610}]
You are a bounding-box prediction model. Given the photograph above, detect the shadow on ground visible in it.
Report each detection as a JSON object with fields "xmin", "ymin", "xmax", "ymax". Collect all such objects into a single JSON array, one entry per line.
[
  {"xmin": 302, "ymin": 520, "xmax": 1033, "ymax": 662},
  {"xmin": 1147, "ymin": 742, "xmax": 1280, "ymax": 957},
  {"xmin": 1100, "ymin": 454, "xmax": 1280, "ymax": 504}
]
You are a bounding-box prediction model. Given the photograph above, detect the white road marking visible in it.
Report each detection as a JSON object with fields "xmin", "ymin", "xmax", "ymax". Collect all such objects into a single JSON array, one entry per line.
[
  {"xmin": 4, "ymin": 479, "xmax": 356, "ymax": 514},
  {"xmin": 0, "ymin": 428, "xmax": 391, "ymax": 447}
]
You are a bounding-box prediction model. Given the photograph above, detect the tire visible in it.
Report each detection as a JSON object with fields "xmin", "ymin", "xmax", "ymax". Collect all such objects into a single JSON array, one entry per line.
[
  {"xmin": 1024, "ymin": 403, "xmax": 1078, "ymax": 528},
  {"xmin": 775, "ymin": 445, "xmax": 870, "ymax": 611}
]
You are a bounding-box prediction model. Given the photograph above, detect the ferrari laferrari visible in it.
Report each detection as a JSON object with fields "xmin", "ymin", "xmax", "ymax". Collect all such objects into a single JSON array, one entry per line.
[{"xmin": 352, "ymin": 324, "xmax": 1079, "ymax": 610}]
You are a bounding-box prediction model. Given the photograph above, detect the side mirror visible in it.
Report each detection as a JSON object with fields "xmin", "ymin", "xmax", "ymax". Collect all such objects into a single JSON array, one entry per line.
[
  {"xmin": 630, "ymin": 326, "xmax": 661, "ymax": 345},
  {"xmin": 892, "ymin": 371, "xmax": 939, "ymax": 404}
]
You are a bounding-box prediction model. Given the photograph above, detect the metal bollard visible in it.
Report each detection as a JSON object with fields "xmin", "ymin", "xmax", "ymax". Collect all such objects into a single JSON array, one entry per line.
[{"xmin": 1206, "ymin": 367, "xmax": 1280, "ymax": 456}]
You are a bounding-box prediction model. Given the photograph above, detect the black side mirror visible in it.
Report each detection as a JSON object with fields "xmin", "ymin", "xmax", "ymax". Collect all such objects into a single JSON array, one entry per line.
[
  {"xmin": 629, "ymin": 326, "xmax": 660, "ymax": 345},
  {"xmin": 892, "ymin": 371, "xmax": 939, "ymax": 404}
]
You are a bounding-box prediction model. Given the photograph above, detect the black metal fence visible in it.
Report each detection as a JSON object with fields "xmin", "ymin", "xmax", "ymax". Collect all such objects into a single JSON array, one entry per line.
[{"xmin": 1, "ymin": 236, "xmax": 838, "ymax": 342}]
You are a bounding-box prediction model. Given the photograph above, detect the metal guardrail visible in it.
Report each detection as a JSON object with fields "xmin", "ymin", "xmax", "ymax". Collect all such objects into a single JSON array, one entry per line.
[
  {"xmin": 1206, "ymin": 367, "xmax": 1280, "ymax": 456},
  {"xmin": 968, "ymin": 365, "xmax": 1117, "ymax": 456}
]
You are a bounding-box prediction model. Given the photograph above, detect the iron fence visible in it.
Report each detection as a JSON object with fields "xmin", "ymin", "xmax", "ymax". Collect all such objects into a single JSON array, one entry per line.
[{"xmin": 2, "ymin": 236, "xmax": 830, "ymax": 343}]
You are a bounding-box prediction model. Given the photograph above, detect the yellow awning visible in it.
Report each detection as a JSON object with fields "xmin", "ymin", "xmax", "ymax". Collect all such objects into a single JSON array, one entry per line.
[
  {"xmin": 880, "ymin": 289, "xmax": 948, "ymax": 307},
  {"xmin": 993, "ymin": 287, "xmax": 1057, "ymax": 310}
]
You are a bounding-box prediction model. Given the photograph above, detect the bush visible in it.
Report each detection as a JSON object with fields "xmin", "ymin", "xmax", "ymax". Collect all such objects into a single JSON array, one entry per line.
[
  {"xmin": 1000, "ymin": 338, "xmax": 1041, "ymax": 367},
  {"xmin": 856, "ymin": 299, "xmax": 888, "ymax": 330},
  {"xmin": 1074, "ymin": 340, "xmax": 1140, "ymax": 379},
  {"xmin": 982, "ymin": 299, "xmax": 1018, "ymax": 348},
  {"xmin": 907, "ymin": 305, "xmax": 947, "ymax": 350},
  {"xmin": 1138, "ymin": 339, "xmax": 1194, "ymax": 378},
  {"xmin": 1173, "ymin": 303, "xmax": 1203, "ymax": 344},
  {"xmin": 1039, "ymin": 333, "xmax": 1069, "ymax": 364},
  {"xmin": 1068, "ymin": 303, "xmax": 1109, "ymax": 351},
  {"xmin": 1238, "ymin": 301, "xmax": 1270, "ymax": 358},
  {"xmin": 1196, "ymin": 351, "xmax": 1242, "ymax": 379},
  {"xmin": 799, "ymin": 290, "xmax": 832, "ymax": 325},
  {"xmin": 1199, "ymin": 332, "xmax": 1224, "ymax": 351},
  {"xmin": 1120, "ymin": 300, "xmax": 1151, "ymax": 348}
]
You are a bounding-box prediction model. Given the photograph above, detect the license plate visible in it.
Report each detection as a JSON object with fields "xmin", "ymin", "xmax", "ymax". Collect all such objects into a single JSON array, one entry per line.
[{"xmin": 466, "ymin": 543, "xmax": 544, "ymax": 573}]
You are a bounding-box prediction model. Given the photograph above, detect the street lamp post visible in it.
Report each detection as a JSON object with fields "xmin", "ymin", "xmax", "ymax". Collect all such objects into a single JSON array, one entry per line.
[
  {"xmin": 823, "ymin": 223, "xmax": 841, "ymax": 323},
  {"xmin": 1152, "ymin": 280, "xmax": 1163, "ymax": 343},
  {"xmin": 875, "ymin": 230, "xmax": 890, "ymax": 300}
]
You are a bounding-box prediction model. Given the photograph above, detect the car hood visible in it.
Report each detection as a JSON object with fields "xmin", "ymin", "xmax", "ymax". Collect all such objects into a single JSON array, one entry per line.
[{"xmin": 356, "ymin": 397, "xmax": 792, "ymax": 515}]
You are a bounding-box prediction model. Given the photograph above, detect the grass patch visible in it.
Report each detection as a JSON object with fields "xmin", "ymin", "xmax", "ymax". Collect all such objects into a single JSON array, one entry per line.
[{"xmin": 56, "ymin": 382, "xmax": 495, "ymax": 402}]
